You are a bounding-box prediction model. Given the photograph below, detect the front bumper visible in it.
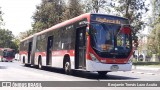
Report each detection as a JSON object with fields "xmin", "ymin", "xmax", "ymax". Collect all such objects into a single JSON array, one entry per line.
[{"xmin": 86, "ymin": 60, "xmax": 132, "ymax": 71}]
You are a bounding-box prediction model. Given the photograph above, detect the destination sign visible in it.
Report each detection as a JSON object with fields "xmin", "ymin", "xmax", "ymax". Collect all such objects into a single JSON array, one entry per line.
[
  {"xmin": 91, "ymin": 14, "xmax": 129, "ymax": 25},
  {"xmin": 96, "ymin": 17, "xmax": 121, "ymax": 24}
]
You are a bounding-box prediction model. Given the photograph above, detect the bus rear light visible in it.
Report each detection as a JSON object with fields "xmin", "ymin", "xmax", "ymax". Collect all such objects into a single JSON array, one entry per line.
[{"xmin": 89, "ymin": 53, "xmax": 99, "ymax": 63}]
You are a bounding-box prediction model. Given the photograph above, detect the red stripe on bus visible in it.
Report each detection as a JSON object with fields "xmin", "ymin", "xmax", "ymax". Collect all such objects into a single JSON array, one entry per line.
[
  {"xmin": 35, "ymin": 50, "xmax": 75, "ymax": 57},
  {"xmin": 52, "ymin": 50, "xmax": 74, "ymax": 56},
  {"xmin": 19, "ymin": 51, "xmax": 28, "ymax": 55},
  {"xmin": 35, "ymin": 52, "xmax": 46, "ymax": 57}
]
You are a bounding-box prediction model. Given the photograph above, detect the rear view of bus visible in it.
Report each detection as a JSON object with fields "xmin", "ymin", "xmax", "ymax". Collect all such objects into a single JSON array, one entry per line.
[
  {"xmin": 86, "ymin": 14, "xmax": 133, "ymax": 75},
  {"xmin": 1, "ymin": 48, "xmax": 15, "ymax": 62}
]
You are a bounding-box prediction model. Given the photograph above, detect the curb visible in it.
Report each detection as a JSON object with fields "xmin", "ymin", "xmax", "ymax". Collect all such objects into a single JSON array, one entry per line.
[
  {"xmin": 131, "ymin": 71, "xmax": 156, "ymax": 75},
  {"xmin": 132, "ymin": 66, "xmax": 160, "ymax": 71},
  {"xmin": 146, "ymin": 73, "xmax": 155, "ymax": 75},
  {"xmin": 131, "ymin": 65, "xmax": 160, "ymax": 75}
]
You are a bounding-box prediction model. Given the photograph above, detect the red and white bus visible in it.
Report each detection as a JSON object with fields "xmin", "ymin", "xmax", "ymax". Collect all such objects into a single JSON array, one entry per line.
[
  {"xmin": 20, "ymin": 13, "xmax": 133, "ymax": 76},
  {"xmin": 0, "ymin": 48, "xmax": 15, "ymax": 62}
]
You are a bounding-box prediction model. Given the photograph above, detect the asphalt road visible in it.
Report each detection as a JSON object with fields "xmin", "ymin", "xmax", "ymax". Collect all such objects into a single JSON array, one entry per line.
[{"xmin": 0, "ymin": 61, "xmax": 160, "ymax": 90}]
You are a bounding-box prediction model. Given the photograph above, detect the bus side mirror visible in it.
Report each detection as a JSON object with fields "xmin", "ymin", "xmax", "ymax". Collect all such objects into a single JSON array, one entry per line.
[
  {"xmin": 86, "ymin": 27, "xmax": 89, "ymax": 36},
  {"xmin": 120, "ymin": 26, "xmax": 131, "ymax": 34}
]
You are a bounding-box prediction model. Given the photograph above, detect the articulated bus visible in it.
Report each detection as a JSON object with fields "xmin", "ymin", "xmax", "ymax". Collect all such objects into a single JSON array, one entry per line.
[
  {"xmin": 0, "ymin": 48, "xmax": 15, "ymax": 62},
  {"xmin": 20, "ymin": 13, "xmax": 133, "ymax": 76}
]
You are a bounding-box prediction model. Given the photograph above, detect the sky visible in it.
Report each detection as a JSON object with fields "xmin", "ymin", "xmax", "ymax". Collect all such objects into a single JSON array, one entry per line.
[{"xmin": 0, "ymin": 0, "xmax": 41, "ymax": 36}]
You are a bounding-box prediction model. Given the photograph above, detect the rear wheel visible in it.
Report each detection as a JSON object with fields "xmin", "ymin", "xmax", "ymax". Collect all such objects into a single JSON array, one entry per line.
[
  {"xmin": 98, "ymin": 71, "xmax": 108, "ymax": 76},
  {"xmin": 23, "ymin": 57, "xmax": 25, "ymax": 64},
  {"xmin": 38, "ymin": 57, "xmax": 43, "ymax": 69},
  {"xmin": 24, "ymin": 64, "xmax": 30, "ymax": 67},
  {"xmin": 64, "ymin": 56, "xmax": 72, "ymax": 75}
]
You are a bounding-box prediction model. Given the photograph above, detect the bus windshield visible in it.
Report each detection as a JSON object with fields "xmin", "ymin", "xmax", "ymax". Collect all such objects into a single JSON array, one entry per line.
[
  {"xmin": 3, "ymin": 51, "xmax": 15, "ymax": 57},
  {"xmin": 90, "ymin": 23, "xmax": 132, "ymax": 58}
]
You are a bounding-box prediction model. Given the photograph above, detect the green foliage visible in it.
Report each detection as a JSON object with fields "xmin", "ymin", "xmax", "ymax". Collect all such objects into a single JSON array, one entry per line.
[
  {"xmin": 133, "ymin": 62, "xmax": 160, "ymax": 66},
  {"xmin": 148, "ymin": 24, "xmax": 160, "ymax": 54},
  {"xmin": 83, "ymin": 0, "xmax": 111, "ymax": 13},
  {"xmin": 32, "ymin": 0, "xmax": 65, "ymax": 33},
  {"xmin": 19, "ymin": 0, "xmax": 149, "ymax": 42},
  {"xmin": 147, "ymin": 0, "xmax": 160, "ymax": 55},
  {"xmin": 0, "ymin": 8, "xmax": 18, "ymax": 52},
  {"xmin": 20, "ymin": 0, "xmax": 84, "ymax": 39},
  {"xmin": 112, "ymin": 0, "xmax": 149, "ymax": 38},
  {"xmin": 62, "ymin": 0, "xmax": 84, "ymax": 20},
  {"xmin": 0, "ymin": 7, "xmax": 4, "ymax": 27},
  {"xmin": 18, "ymin": 29, "xmax": 34, "ymax": 40},
  {"xmin": 0, "ymin": 29, "xmax": 18, "ymax": 52}
]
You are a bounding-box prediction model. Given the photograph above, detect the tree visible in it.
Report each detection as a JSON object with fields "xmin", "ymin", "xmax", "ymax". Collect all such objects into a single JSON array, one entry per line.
[
  {"xmin": 147, "ymin": 0, "xmax": 160, "ymax": 55},
  {"xmin": 83, "ymin": 0, "xmax": 111, "ymax": 13},
  {"xmin": 0, "ymin": 7, "xmax": 4, "ymax": 28},
  {"xmin": 0, "ymin": 8, "xmax": 19, "ymax": 52},
  {"xmin": 152, "ymin": 0, "xmax": 160, "ymax": 23},
  {"xmin": 18, "ymin": 29, "xmax": 33, "ymax": 40},
  {"xmin": 112, "ymin": 0, "xmax": 149, "ymax": 38},
  {"xmin": 62, "ymin": 0, "xmax": 84, "ymax": 20},
  {"xmin": 0, "ymin": 29, "xmax": 18, "ymax": 52},
  {"xmin": 32, "ymin": 0, "xmax": 65, "ymax": 33}
]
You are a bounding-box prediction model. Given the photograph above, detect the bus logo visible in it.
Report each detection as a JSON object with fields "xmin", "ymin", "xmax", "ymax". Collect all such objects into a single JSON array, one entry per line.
[{"xmin": 2, "ymin": 82, "xmax": 11, "ymax": 87}]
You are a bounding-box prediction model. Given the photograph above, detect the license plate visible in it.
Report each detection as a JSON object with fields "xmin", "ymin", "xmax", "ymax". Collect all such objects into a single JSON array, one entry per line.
[{"xmin": 110, "ymin": 65, "xmax": 119, "ymax": 71}]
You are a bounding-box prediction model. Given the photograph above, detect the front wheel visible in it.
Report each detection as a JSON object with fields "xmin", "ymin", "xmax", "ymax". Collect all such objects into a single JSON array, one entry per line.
[{"xmin": 98, "ymin": 71, "xmax": 108, "ymax": 76}]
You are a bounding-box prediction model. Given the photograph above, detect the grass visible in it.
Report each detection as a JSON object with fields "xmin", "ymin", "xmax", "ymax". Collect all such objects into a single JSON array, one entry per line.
[{"xmin": 132, "ymin": 61, "xmax": 160, "ymax": 67}]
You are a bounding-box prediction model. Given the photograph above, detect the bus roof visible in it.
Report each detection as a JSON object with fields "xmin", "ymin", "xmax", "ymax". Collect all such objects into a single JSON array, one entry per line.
[
  {"xmin": 21, "ymin": 13, "xmax": 90, "ymax": 42},
  {"xmin": 21, "ymin": 13, "xmax": 129, "ymax": 42}
]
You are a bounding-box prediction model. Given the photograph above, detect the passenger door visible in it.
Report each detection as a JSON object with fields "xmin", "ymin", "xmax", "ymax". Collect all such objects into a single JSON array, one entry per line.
[
  {"xmin": 46, "ymin": 36, "xmax": 53, "ymax": 65},
  {"xmin": 75, "ymin": 26, "xmax": 87, "ymax": 69}
]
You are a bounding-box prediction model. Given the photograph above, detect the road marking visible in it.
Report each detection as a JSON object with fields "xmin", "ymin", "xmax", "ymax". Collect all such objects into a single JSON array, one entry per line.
[
  {"xmin": 146, "ymin": 73, "xmax": 155, "ymax": 75},
  {"xmin": 137, "ymin": 72, "xmax": 144, "ymax": 74},
  {"xmin": 131, "ymin": 71, "xmax": 157, "ymax": 75}
]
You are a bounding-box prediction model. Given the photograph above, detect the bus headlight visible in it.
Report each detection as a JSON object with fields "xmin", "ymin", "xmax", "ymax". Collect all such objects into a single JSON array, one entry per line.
[
  {"xmin": 128, "ymin": 55, "xmax": 133, "ymax": 64},
  {"xmin": 90, "ymin": 53, "xmax": 99, "ymax": 63}
]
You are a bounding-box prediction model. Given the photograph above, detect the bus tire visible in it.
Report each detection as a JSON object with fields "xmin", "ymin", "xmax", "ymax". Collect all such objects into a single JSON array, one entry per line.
[
  {"xmin": 38, "ymin": 56, "xmax": 43, "ymax": 69},
  {"xmin": 98, "ymin": 71, "xmax": 108, "ymax": 76},
  {"xmin": 64, "ymin": 56, "xmax": 72, "ymax": 75},
  {"xmin": 23, "ymin": 56, "xmax": 25, "ymax": 64},
  {"xmin": 25, "ymin": 64, "xmax": 30, "ymax": 67}
]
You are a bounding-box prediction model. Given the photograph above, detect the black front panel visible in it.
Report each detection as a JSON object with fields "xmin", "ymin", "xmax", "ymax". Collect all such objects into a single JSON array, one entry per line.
[{"xmin": 90, "ymin": 14, "xmax": 132, "ymax": 58}]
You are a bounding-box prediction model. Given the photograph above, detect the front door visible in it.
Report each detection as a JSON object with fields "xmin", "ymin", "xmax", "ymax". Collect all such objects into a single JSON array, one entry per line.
[
  {"xmin": 75, "ymin": 26, "xmax": 86, "ymax": 69},
  {"xmin": 46, "ymin": 36, "xmax": 53, "ymax": 65}
]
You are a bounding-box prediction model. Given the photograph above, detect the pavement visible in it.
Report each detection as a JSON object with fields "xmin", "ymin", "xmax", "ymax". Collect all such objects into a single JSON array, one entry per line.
[
  {"xmin": 132, "ymin": 65, "xmax": 160, "ymax": 76},
  {"xmin": 132, "ymin": 65, "xmax": 160, "ymax": 71}
]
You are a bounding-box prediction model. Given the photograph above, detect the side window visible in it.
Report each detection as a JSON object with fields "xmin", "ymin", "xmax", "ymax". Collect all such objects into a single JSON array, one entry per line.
[{"xmin": 53, "ymin": 29, "xmax": 61, "ymax": 50}]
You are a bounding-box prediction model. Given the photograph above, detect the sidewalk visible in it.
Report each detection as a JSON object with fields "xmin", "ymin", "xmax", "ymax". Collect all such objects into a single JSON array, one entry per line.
[
  {"xmin": 131, "ymin": 65, "xmax": 160, "ymax": 75},
  {"xmin": 132, "ymin": 65, "xmax": 160, "ymax": 71}
]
